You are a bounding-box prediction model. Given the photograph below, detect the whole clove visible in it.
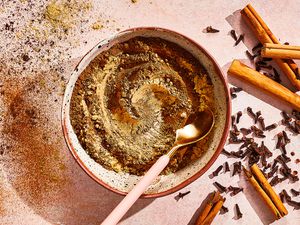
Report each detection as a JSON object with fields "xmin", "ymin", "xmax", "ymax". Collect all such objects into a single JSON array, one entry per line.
[
  {"xmin": 224, "ymin": 162, "xmax": 230, "ymax": 173},
  {"xmin": 231, "ymin": 93, "xmax": 237, "ymax": 99},
  {"xmin": 228, "ymin": 186, "xmax": 243, "ymax": 196},
  {"xmin": 292, "ymin": 110, "xmax": 300, "ymax": 120},
  {"xmin": 222, "ymin": 148, "xmax": 231, "ymax": 157},
  {"xmin": 232, "ymin": 161, "xmax": 242, "ymax": 176},
  {"xmin": 252, "ymin": 43, "xmax": 263, "ymax": 52},
  {"xmin": 281, "ymin": 153, "xmax": 291, "ymax": 163},
  {"xmin": 260, "ymin": 141, "xmax": 272, "ymax": 157},
  {"xmin": 231, "ymin": 115, "xmax": 235, "ymax": 127},
  {"xmin": 212, "ymin": 165, "xmax": 223, "ymax": 177},
  {"xmin": 235, "ymin": 204, "xmax": 243, "ymax": 219},
  {"xmin": 247, "ymin": 107, "xmax": 256, "ymax": 121},
  {"xmin": 232, "ymin": 87, "xmax": 243, "ymax": 92},
  {"xmin": 234, "ymin": 34, "xmax": 244, "ymax": 46},
  {"xmin": 230, "ymin": 150, "xmax": 243, "ymax": 158},
  {"xmin": 251, "ymin": 125, "xmax": 265, "ymax": 138},
  {"xmin": 282, "ymin": 130, "xmax": 290, "ymax": 143},
  {"xmin": 276, "ymin": 133, "xmax": 283, "ymax": 149},
  {"xmin": 291, "ymin": 189, "xmax": 300, "ymax": 196},
  {"xmin": 241, "ymin": 148, "xmax": 252, "ymax": 159},
  {"xmin": 261, "ymin": 154, "xmax": 267, "ymax": 167},
  {"xmin": 265, "ymin": 123, "xmax": 277, "ymax": 131},
  {"xmin": 220, "ymin": 205, "xmax": 229, "ymax": 214},
  {"xmin": 267, "ymin": 165, "xmax": 278, "ymax": 178},
  {"xmin": 280, "ymin": 145, "xmax": 287, "ymax": 155},
  {"xmin": 174, "ymin": 191, "xmax": 191, "ymax": 201},
  {"xmin": 281, "ymin": 111, "xmax": 292, "ymax": 122},
  {"xmin": 213, "ymin": 181, "xmax": 227, "ymax": 193},
  {"xmin": 240, "ymin": 128, "xmax": 252, "ymax": 135},
  {"xmin": 230, "ymin": 29, "xmax": 238, "ymax": 41},
  {"xmin": 257, "ymin": 116, "xmax": 265, "ymax": 130},
  {"xmin": 204, "ymin": 26, "xmax": 220, "ymax": 33},
  {"xmin": 270, "ymin": 175, "xmax": 280, "ymax": 186},
  {"xmin": 281, "ymin": 189, "xmax": 292, "ymax": 202},
  {"xmin": 229, "ymin": 137, "xmax": 243, "ymax": 144},
  {"xmin": 255, "ymin": 111, "xmax": 261, "ymax": 124},
  {"xmin": 287, "ymin": 200, "xmax": 300, "ymax": 210},
  {"xmin": 236, "ymin": 111, "xmax": 242, "ymax": 124},
  {"xmin": 272, "ymin": 68, "xmax": 281, "ymax": 83},
  {"xmin": 246, "ymin": 50, "xmax": 256, "ymax": 60},
  {"xmin": 295, "ymin": 67, "xmax": 300, "ymax": 80},
  {"xmin": 262, "ymin": 57, "xmax": 272, "ymax": 62}
]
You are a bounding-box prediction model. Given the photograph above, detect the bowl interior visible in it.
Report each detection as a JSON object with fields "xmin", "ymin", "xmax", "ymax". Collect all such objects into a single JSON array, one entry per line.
[{"xmin": 62, "ymin": 27, "xmax": 230, "ymax": 197}]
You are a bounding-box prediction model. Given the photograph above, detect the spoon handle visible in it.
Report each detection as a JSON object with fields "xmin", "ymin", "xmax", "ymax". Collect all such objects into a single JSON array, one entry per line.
[{"xmin": 101, "ymin": 155, "xmax": 170, "ymax": 225}]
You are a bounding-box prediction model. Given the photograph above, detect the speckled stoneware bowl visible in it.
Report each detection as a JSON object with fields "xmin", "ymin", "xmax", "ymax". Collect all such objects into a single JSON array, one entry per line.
[{"xmin": 62, "ymin": 27, "xmax": 231, "ymax": 198}]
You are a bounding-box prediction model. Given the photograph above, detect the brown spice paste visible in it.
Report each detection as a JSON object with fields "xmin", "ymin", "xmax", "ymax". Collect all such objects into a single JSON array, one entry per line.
[{"xmin": 70, "ymin": 37, "xmax": 214, "ymax": 175}]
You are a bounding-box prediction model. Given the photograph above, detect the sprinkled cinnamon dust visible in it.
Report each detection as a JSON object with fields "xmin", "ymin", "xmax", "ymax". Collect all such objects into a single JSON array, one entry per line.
[{"xmin": 1, "ymin": 71, "xmax": 69, "ymax": 211}]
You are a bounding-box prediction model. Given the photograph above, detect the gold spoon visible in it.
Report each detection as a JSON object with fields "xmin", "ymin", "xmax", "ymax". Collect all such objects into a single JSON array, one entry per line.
[{"xmin": 102, "ymin": 109, "xmax": 215, "ymax": 225}]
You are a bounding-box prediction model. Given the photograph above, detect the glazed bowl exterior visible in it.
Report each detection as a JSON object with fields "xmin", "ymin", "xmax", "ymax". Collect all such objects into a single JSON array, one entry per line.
[{"xmin": 62, "ymin": 27, "xmax": 231, "ymax": 198}]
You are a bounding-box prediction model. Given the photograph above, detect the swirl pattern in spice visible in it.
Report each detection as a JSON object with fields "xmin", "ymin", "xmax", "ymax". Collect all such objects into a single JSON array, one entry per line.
[{"xmin": 70, "ymin": 37, "xmax": 215, "ymax": 175}]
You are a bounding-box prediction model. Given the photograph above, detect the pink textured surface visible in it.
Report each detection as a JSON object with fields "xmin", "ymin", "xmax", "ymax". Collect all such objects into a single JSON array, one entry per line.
[{"xmin": 0, "ymin": 1, "xmax": 300, "ymax": 225}]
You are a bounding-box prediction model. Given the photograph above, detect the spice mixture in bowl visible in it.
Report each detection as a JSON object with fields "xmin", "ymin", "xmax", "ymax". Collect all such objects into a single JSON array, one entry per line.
[{"xmin": 62, "ymin": 27, "xmax": 231, "ymax": 197}]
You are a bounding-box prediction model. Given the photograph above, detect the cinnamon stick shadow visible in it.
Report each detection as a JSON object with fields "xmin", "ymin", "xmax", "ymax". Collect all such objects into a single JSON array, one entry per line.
[
  {"xmin": 186, "ymin": 192, "xmax": 214, "ymax": 225},
  {"xmin": 238, "ymin": 173, "xmax": 276, "ymax": 225}
]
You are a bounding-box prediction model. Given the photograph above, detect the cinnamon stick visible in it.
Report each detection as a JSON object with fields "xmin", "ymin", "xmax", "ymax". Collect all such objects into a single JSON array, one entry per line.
[
  {"xmin": 200, "ymin": 199, "xmax": 224, "ymax": 225},
  {"xmin": 251, "ymin": 164, "xmax": 288, "ymax": 217},
  {"xmin": 228, "ymin": 60, "xmax": 300, "ymax": 111},
  {"xmin": 262, "ymin": 43, "xmax": 300, "ymax": 59},
  {"xmin": 195, "ymin": 191, "xmax": 221, "ymax": 225},
  {"xmin": 241, "ymin": 4, "xmax": 300, "ymax": 89},
  {"xmin": 243, "ymin": 166, "xmax": 282, "ymax": 219}
]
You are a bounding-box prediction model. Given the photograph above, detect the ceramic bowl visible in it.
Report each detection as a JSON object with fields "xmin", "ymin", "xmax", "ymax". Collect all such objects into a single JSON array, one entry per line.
[{"xmin": 62, "ymin": 27, "xmax": 231, "ymax": 198}]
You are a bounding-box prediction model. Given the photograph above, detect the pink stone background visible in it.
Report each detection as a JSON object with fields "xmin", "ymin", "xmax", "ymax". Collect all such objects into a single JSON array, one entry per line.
[{"xmin": 0, "ymin": 0, "xmax": 300, "ymax": 225}]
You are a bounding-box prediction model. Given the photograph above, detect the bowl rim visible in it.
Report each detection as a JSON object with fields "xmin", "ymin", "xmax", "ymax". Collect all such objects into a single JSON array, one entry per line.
[{"xmin": 61, "ymin": 26, "xmax": 231, "ymax": 198}]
